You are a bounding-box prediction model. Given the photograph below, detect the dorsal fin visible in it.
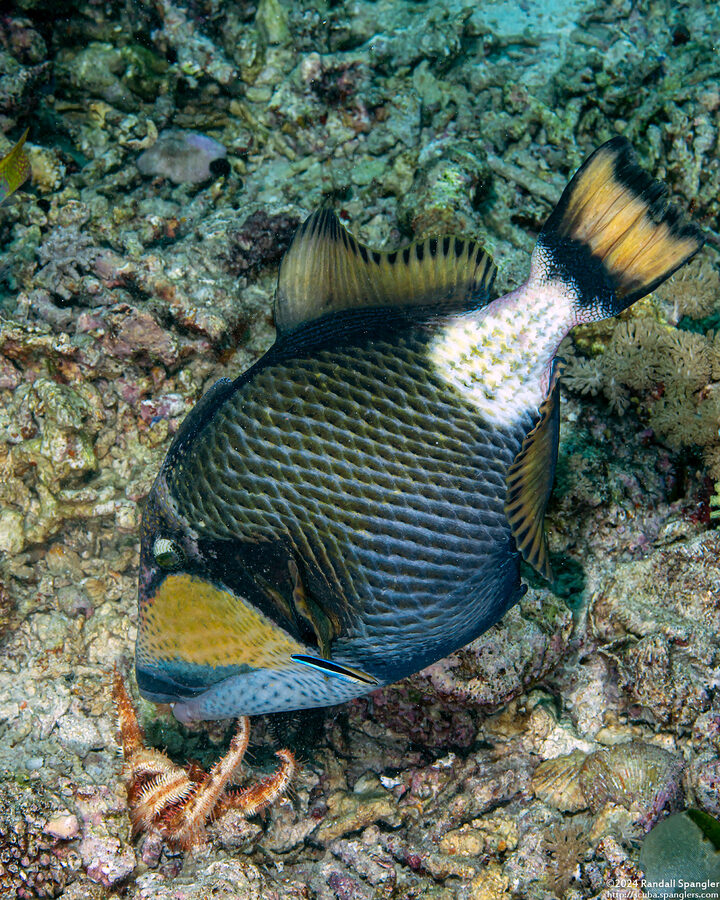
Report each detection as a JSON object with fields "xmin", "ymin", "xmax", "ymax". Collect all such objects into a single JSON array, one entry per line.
[
  {"xmin": 275, "ymin": 208, "xmax": 496, "ymax": 334},
  {"xmin": 504, "ymin": 361, "xmax": 564, "ymax": 581}
]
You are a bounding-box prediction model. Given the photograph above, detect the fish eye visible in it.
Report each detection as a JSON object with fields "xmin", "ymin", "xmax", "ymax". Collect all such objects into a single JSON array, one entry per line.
[{"xmin": 153, "ymin": 537, "xmax": 185, "ymax": 569}]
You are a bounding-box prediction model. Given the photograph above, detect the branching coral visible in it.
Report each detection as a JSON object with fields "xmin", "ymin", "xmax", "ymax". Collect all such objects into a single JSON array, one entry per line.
[
  {"xmin": 563, "ymin": 259, "xmax": 720, "ymax": 477},
  {"xmin": 34, "ymin": 226, "xmax": 102, "ymax": 302}
]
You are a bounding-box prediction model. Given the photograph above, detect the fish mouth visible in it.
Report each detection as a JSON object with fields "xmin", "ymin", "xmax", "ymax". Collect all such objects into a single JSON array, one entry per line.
[{"xmin": 135, "ymin": 571, "xmax": 384, "ymax": 715}]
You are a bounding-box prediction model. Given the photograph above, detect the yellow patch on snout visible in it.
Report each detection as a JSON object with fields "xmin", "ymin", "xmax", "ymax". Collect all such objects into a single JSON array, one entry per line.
[{"xmin": 138, "ymin": 574, "xmax": 304, "ymax": 670}]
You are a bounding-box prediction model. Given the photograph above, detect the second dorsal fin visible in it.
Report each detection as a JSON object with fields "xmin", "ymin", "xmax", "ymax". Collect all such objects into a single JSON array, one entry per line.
[{"xmin": 275, "ymin": 208, "xmax": 496, "ymax": 334}]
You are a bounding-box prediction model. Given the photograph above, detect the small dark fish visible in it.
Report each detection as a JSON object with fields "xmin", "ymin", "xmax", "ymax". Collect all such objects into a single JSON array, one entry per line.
[
  {"xmin": 0, "ymin": 129, "xmax": 30, "ymax": 206},
  {"xmin": 135, "ymin": 138, "xmax": 703, "ymax": 721}
]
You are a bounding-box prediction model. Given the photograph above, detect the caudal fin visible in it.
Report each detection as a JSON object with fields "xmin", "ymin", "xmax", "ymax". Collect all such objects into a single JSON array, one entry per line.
[{"xmin": 535, "ymin": 137, "xmax": 704, "ymax": 321}]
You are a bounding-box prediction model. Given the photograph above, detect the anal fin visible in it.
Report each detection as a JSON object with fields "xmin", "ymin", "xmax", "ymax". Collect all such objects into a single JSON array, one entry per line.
[{"xmin": 504, "ymin": 361, "xmax": 563, "ymax": 581}]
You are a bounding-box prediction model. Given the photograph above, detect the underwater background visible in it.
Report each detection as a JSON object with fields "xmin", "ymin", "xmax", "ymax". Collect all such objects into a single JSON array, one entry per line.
[{"xmin": 0, "ymin": 0, "xmax": 719, "ymax": 897}]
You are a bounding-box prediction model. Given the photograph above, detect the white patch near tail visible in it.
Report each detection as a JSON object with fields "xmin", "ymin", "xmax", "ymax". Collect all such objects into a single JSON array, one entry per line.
[{"xmin": 428, "ymin": 264, "xmax": 576, "ymax": 428}]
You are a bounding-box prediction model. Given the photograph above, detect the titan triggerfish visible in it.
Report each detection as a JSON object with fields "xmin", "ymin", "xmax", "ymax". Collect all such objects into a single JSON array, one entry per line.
[{"xmin": 135, "ymin": 138, "xmax": 703, "ymax": 721}]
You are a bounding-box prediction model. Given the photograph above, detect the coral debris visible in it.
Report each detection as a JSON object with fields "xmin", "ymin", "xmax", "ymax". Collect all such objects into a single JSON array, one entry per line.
[
  {"xmin": 112, "ymin": 667, "xmax": 296, "ymax": 850},
  {"xmin": 0, "ymin": 778, "xmax": 80, "ymax": 899}
]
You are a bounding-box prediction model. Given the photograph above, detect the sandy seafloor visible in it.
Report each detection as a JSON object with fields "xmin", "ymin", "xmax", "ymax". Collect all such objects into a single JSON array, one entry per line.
[{"xmin": 1, "ymin": 0, "xmax": 720, "ymax": 897}]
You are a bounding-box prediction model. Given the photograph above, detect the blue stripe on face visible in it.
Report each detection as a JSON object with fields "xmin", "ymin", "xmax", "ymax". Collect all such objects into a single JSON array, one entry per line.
[{"xmin": 290, "ymin": 654, "xmax": 378, "ymax": 685}]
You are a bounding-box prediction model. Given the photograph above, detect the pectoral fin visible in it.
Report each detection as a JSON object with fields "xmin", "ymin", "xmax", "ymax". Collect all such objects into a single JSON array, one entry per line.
[{"xmin": 288, "ymin": 559, "xmax": 339, "ymax": 659}]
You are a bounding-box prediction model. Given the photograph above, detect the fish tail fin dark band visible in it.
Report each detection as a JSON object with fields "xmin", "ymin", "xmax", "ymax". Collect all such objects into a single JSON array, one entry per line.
[{"xmin": 536, "ymin": 136, "xmax": 704, "ymax": 321}]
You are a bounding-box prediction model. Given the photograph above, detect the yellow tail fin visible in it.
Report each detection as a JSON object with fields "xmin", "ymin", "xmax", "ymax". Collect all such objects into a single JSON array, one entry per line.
[{"xmin": 537, "ymin": 137, "xmax": 703, "ymax": 318}]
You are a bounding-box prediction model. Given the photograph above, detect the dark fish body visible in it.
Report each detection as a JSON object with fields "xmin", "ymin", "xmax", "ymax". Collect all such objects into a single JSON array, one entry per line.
[
  {"xmin": 168, "ymin": 322, "xmax": 526, "ymax": 674},
  {"xmin": 136, "ymin": 139, "xmax": 703, "ymax": 720}
]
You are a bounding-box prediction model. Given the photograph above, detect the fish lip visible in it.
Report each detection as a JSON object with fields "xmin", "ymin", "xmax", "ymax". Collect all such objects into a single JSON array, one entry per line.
[{"xmin": 171, "ymin": 698, "xmax": 202, "ymax": 725}]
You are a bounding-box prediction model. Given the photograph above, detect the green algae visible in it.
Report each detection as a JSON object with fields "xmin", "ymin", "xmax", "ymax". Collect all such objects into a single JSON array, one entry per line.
[
  {"xmin": 677, "ymin": 310, "xmax": 720, "ymax": 334},
  {"xmin": 397, "ymin": 140, "xmax": 491, "ymax": 238},
  {"xmin": 521, "ymin": 556, "xmax": 586, "ymax": 612},
  {"xmin": 255, "ymin": 0, "xmax": 291, "ymax": 47},
  {"xmin": 711, "ymin": 483, "xmax": 720, "ymax": 521},
  {"xmin": 121, "ymin": 44, "xmax": 173, "ymax": 102}
]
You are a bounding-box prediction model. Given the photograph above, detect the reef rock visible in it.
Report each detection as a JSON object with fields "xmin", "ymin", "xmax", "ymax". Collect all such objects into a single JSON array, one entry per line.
[{"xmin": 590, "ymin": 531, "xmax": 720, "ymax": 729}]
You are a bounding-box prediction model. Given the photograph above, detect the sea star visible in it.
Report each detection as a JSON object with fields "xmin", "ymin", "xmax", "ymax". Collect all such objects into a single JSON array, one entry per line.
[{"xmin": 112, "ymin": 667, "xmax": 296, "ymax": 850}]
